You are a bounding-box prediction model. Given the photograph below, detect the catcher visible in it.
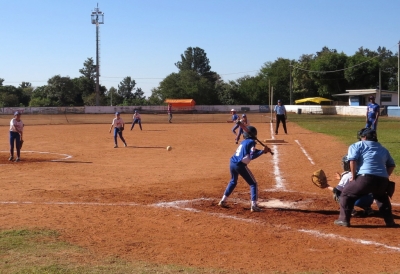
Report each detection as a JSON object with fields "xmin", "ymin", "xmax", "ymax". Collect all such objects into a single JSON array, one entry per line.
[{"xmin": 312, "ymin": 155, "xmax": 374, "ymax": 217}]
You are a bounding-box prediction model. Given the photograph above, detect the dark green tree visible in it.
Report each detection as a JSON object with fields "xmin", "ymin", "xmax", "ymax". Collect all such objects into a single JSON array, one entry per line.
[
  {"xmin": 292, "ymin": 55, "xmax": 319, "ymax": 99},
  {"xmin": 45, "ymin": 75, "xmax": 76, "ymax": 106},
  {"xmin": 259, "ymin": 58, "xmax": 292, "ymax": 103},
  {"xmin": 175, "ymin": 47, "xmax": 212, "ymax": 75},
  {"xmin": 118, "ymin": 77, "xmax": 136, "ymax": 100},
  {"xmin": 309, "ymin": 47, "xmax": 348, "ymax": 97}
]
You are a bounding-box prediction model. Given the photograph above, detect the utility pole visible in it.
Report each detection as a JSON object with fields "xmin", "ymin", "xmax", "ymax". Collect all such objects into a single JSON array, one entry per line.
[
  {"xmin": 289, "ymin": 60, "xmax": 292, "ymax": 105},
  {"xmin": 398, "ymin": 41, "xmax": 400, "ymax": 106},
  {"xmin": 91, "ymin": 4, "xmax": 104, "ymax": 106}
]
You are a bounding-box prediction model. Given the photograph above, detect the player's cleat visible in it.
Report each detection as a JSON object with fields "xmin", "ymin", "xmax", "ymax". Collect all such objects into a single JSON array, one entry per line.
[
  {"xmin": 114, "ymin": 145, "xmax": 118, "ymax": 148},
  {"xmin": 14, "ymin": 157, "xmax": 20, "ymax": 162},
  {"xmin": 124, "ymin": 143, "xmax": 127, "ymax": 147},
  {"xmin": 386, "ymin": 222, "xmax": 400, "ymax": 228},
  {"xmin": 8, "ymin": 156, "xmax": 14, "ymax": 161},
  {"xmin": 218, "ymin": 200, "xmax": 228, "ymax": 208},
  {"xmin": 250, "ymin": 205, "xmax": 262, "ymax": 212},
  {"xmin": 334, "ymin": 220, "xmax": 350, "ymax": 227}
]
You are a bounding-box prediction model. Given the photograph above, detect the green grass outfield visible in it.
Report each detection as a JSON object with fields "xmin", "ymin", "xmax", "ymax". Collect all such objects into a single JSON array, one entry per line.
[{"xmin": 288, "ymin": 113, "xmax": 400, "ymax": 175}]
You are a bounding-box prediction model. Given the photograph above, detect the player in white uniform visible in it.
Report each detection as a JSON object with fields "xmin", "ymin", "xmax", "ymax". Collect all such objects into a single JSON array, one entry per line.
[
  {"xmin": 130, "ymin": 110, "xmax": 142, "ymax": 131},
  {"xmin": 9, "ymin": 111, "xmax": 24, "ymax": 162},
  {"xmin": 109, "ymin": 112, "xmax": 127, "ymax": 148}
]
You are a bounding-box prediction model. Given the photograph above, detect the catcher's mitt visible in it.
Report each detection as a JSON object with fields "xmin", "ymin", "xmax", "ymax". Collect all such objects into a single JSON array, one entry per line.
[
  {"xmin": 119, "ymin": 127, "xmax": 124, "ymax": 132},
  {"xmin": 311, "ymin": 169, "xmax": 328, "ymax": 189},
  {"xmin": 19, "ymin": 140, "xmax": 24, "ymax": 149}
]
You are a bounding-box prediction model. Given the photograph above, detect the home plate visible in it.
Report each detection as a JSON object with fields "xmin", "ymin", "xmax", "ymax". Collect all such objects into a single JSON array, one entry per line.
[{"xmin": 258, "ymin": 199, "xmax": 306, "ymax": 209}]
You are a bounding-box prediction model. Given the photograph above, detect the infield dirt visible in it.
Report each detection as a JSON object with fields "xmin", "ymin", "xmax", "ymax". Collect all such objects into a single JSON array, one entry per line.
[{"xmin": 1, "ymin": 114, "xmax": 399, "ymax": 273}]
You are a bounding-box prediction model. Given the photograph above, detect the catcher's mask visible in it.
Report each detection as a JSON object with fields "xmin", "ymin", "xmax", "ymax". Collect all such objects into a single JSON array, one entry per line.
[
  {"xmin": 358, "ymin": 128, "xmax": 378, "ymax": 142},
  {"xmin": 243, "ymin": 126, "xmax": 257, "ymax": 139},
  {"xmin": 341, "ymin": 155, "xmax": 350, "ymax": 172}
]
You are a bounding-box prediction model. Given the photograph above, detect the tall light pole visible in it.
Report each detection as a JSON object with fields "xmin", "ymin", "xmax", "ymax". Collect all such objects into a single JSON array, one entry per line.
[
  {"xmin": 91, "ymin": 4, "xmax": 104, "ymax": 106},
  {"xmin": 289, "ymin": 60, "xmax": 292, "ymax": 105},
  {"xmin": 398, "ymin": 41, "xmax": 400, "ymax": 107}
]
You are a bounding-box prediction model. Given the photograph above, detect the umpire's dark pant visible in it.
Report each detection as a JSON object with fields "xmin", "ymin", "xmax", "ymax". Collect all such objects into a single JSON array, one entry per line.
[
  {"xmin": 275, "ymin": 114, "xmax": 287, "ymax": 134},
  {"xmin": 338, "ymin": 174, "xmax": 393, "ymax": 225}
]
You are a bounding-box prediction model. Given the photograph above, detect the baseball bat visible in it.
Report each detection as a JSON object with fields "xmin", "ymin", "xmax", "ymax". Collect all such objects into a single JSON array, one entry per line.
[{"xmin": 236, "ymin": 120, "xmax": 274, "ymax": 155}]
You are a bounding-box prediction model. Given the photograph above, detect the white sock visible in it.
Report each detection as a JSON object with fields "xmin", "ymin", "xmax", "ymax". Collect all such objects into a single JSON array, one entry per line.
[
  {"xmin": 251, "ymin": 201, "xmax": 257, "ymax": 207},
  {"xmin": 221, "ymin": 195, "xmax": 227, "ymax": 202}
]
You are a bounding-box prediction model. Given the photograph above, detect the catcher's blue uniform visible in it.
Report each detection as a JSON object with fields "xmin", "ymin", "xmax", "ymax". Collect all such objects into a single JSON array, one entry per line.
[{"xmin": 222, "ymin": 138, "xmax": 264, "ymax": 201}]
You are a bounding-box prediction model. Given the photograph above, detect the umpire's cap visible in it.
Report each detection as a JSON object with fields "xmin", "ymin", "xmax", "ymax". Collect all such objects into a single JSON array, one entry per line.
[
  {"xmin": 115, "ymin": 112, "xmax": 120, "ymax": 115},
  {"xmin": 14, "ymin": 111, "xmax": 21, "ymax": 116}
]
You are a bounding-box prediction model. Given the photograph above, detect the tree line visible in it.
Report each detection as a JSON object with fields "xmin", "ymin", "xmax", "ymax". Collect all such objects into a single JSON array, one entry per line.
[{"xmin": 1, "ymin": 46, "xmax": 397, "ymax": 107}]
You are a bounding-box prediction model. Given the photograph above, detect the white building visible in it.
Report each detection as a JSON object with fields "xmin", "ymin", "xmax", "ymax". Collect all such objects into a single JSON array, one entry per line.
[{"xmin": 332, "ymin": 89, "xmax": 398, "ymax": 107}]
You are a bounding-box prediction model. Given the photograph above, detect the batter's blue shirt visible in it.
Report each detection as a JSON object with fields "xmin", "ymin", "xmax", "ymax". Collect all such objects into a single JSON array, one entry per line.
[
  {"xmin": 232, "ymin": 114, "xmax": 238, "ymax": 121},
  {"xmin": 231, "ymin": 139, "xmax": 264, "ymax": 165},
  {"xmin": 274, "ymin": 105, "xmax": 286, "ymax": 115},
  {"xmin": 366, "ymin": 103, "xmax": 379, "ymax": 119},
  {"xmin": 347, "ymin": 140, "xmax": 395, "ymax": 177}
]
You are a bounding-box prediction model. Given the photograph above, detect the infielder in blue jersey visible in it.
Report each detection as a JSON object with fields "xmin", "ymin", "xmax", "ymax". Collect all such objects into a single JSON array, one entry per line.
[
  {"xmin": 218, "ymin": 125, "xmax": 272, "ymax": 212},
  {"xmin": 227, "ymin": 109, "xmax": 239, "ymax": 143},
  {"xmin": 365, "ymin": 95, "xmax": 379, "ymax": 130}
]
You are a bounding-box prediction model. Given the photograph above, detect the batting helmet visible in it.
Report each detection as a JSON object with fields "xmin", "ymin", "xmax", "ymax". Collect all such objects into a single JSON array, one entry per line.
[
  {"xmin": 358, "ymin": 128, "xmax": 378, "ymax": 142},
  {"xmin": 341, "ymin": 155, "xmax": 350, "ymax": 172},
  {"xmin": 243, "ymin": 126, "xmax": 257, "ymax": 139}
]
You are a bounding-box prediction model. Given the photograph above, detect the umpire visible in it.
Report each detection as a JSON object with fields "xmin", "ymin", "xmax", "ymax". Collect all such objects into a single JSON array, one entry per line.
[
  {"xmin": 274, "ymin": 100, "xmax": 287, "ymax": 134},
  {"xmin": 334, "ymin": 128, "xmax": 397, "ymax": 227}
]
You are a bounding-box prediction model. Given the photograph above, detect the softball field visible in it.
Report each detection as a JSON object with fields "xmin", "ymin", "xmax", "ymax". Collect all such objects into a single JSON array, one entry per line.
[{"xmin": 1, "ymin": 114, "xmax": 400, "ymax": 273}]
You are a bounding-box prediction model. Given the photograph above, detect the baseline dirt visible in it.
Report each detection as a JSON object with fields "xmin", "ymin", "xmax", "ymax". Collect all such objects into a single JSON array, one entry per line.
[{"xmin": 1, "ymin": 116, "xmax": 399, "ymax": 273}]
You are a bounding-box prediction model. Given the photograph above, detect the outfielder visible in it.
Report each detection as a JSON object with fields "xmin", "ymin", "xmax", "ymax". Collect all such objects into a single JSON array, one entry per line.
[
  {"xmin": 218, "ymin": 125, "xmax": 272, "ymax": 212},
  {"xmin": 130, "ymin": 110, "xmax": 142, "ymax": 131},
  {"xmin": 365, "ymin": 95, "xmax": 379, "ymax": 130},
  {"xmin": 109, "ymin": 112, "xmax": 127, "ymax": 148},
  {"xmin": 9, "ymin": 111, "xmax": 24, "ymax": 162}
]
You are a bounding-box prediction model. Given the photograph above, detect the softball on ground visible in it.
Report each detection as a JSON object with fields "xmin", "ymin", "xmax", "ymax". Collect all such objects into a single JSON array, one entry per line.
[{"xmin": 166, "ymin": 146, "xmax": 172, "ymax": 151}]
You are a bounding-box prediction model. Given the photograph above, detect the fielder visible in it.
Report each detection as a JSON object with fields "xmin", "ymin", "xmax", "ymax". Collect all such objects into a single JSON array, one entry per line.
[
  {"xmin": 9, "ymin": 111, "xmax": 24, "ymax": 162},
  {"xmin": 130, "ymin": 110, "xmax": 142, "ymax": 131},
  {"xmin": 365, "ymin": 95, "xmax": 379, "ymax": 131},
  {"xmin": 227, "ymin": 109, "xmax": 239, "ymax": 142},
  {"xmin": 235, "ymin": 114, "xmax": 249, "ymax": 144},
  {"xmin": 218, "ymin": 125, "xmax": 272, "ymax": 212},
  {"xmin": 109, "ymin": 112, "xmax": 127, "ymax": 148}
]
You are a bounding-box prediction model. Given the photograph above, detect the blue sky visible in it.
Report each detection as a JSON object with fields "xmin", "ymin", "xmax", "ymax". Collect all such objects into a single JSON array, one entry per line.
[{"xmin": 1, "ymin": 0, "xmax": 400, "ymax": 97}]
